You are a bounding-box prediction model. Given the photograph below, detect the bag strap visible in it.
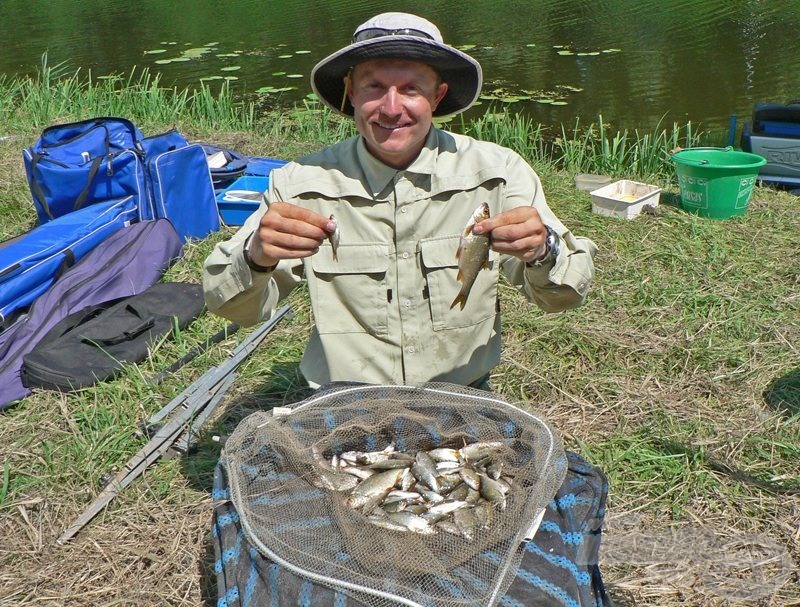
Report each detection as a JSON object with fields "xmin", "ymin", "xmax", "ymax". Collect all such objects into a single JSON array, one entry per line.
[
  {"xmin": 28, "ymin": 153, "xmax": 55, "ymax": 220},
  {"xmin": 73, "ymin": 156, "xmax": 105, "ymax": 211}
]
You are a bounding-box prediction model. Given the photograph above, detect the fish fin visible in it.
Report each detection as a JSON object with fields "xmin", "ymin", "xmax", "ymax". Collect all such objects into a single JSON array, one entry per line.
[
  {"xmin": 450, "ymin": 291, "xmax": 468, "ymax": 310},
  {"xmin": 456, "ymin": 269, "xmax": 463, "ymax": 281}
]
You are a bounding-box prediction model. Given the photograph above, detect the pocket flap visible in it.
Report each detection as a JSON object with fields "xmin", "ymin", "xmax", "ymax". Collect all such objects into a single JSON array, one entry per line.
[
  {"xmin": 312, "ymin": 243, "xmax": 389, "ymax": 274},
  {"xmin": 420, "ymin": 236, "xmax": 461, "ymax": 269}
]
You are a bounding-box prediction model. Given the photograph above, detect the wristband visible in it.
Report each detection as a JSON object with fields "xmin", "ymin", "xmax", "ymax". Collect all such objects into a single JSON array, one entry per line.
[{"xmin": 242, "ymin": 233, "xmax": 277, "ymax": 273}]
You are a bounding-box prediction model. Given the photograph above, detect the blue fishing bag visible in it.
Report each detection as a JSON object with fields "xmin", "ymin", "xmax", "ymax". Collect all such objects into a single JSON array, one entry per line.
[
  {"xmin": 23, "ymin": 117, "xmax": 220, "ymax": 242},
  {"xmin": 0, "ymin": 219, "xmax": 183, "ymax": 410},
  {"xmin": 23, "ymin": 117, "xmax": 149, "ymax": 222},
  {"xmin": 141, "ymin": 128, "xmax": 220, "ymax": 241},
  {"xmin": 0, "ymin": 195, "xmax": 138, "ymax": 328}
]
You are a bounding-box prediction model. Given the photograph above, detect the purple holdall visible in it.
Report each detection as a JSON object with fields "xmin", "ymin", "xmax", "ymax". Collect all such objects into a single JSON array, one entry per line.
[{"xmin": 0, "ymin": 219, "xmax": 182, "ymax": 410}]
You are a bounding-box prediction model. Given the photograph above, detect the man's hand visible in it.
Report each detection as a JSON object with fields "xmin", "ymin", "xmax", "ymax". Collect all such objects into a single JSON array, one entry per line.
[
  {"xmin": 472, "ymin": 206, "xmax": 549, "ymax": 263},
  {"xmin": 248, "ymin": 202, "xmax": 338, "ymax": 267}
]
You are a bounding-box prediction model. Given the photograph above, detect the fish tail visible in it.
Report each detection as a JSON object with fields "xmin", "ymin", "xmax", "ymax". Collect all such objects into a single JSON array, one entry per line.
[{"xmin": 450, "ymin": 290, "xmax": 468, "ymax": 310}]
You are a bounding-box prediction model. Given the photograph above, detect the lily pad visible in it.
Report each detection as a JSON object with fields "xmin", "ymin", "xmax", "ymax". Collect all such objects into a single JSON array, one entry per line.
[
  {"xmin": 182, "ymin": 47, "xmax": 212, "ymax": 58},
  {"xmin": 278, "ymin": 54, "xmax": 293, "ymax": 59},
  {"xmin": 272, "ymin": 71, "xmax": 287, "ymax": 76},
  {"xmin": 295, "ymin": 50, "xmax": 311, "ymax": 54},
  {"xmin": 145, "ymin": 49, "xmax": 168, "ymax": 55},
  {"xmin": 220, "ymin": 66, "xmax": 241, "ymax": 72},
  {"xmin": 286, "ymin": 74, "xmax": 303, "ymax": 78}
]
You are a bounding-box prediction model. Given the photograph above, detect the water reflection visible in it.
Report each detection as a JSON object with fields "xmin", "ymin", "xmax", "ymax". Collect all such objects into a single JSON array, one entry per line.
[{"xmin": 1, "ymin": 0, "xmax": 798, "ymax": 135}]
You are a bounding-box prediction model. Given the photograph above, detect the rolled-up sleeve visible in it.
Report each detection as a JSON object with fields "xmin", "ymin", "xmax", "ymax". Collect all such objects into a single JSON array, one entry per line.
[
  {"xmin": 202, "ymin": 194, "xmax": 301, "ymax": 327},
  {"xmin": 498, "ymin": 152, "xmax": 598, "ymax": 312}
]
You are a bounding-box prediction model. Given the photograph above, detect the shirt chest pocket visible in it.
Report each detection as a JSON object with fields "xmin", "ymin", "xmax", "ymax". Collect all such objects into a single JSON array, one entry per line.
[
  {"xmin": 420, "ymin": 236, "xmax": 498, "ymax": 331},
  {"xmin": 308, "ymin": 243, "xmax": 389, "ymax": 336}
]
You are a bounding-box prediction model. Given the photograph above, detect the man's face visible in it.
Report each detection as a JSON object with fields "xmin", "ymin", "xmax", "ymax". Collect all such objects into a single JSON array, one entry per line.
[{"xmin": 347, "ymin": 59, "xmax": 448, "ymax": 169}]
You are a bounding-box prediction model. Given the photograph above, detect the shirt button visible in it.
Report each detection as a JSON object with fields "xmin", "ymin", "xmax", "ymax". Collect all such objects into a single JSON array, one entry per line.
[
  {"xmin": 407, "ymin": 346, "xmax": 416, "ymax": 354},
  {"xmin": 403, "ymin": 299, "xmax": 412, "ymax": 308},
  {"xmin": 401, "ymin": 207, "xmax": 408, "ymax": 213},
  {"xmin": 402, "ymin": 252, "xmax": 410, "ymax": 259}
]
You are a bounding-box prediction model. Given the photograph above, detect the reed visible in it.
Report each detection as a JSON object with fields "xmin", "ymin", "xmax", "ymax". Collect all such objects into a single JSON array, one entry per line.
[
  {"xmin": 554, "ymin": 115, "xmax": 705, "ymax": 180},
  {"xmin": 0, "ymin": 60, "xmax": 706, "ymax": 180}
]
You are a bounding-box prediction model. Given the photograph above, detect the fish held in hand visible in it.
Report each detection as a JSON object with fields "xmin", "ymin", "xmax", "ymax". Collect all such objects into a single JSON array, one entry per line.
[
  {"xmin": 328, "ymin": 214, "xmax": 340, "ymax": 261},
  {"xmin": 450, "ymin": 202, "xmax": 491, "ymax": 310}
]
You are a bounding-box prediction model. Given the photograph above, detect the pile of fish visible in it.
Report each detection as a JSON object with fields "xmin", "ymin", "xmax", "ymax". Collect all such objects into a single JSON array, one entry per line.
[{"xmin": 311, "ymin": 440, "xmax": 514, "ymax": 539}]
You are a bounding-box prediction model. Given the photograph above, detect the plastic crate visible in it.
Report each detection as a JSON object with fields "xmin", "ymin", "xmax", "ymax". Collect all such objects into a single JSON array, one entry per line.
[
  {"xmin": 590, "ymin": 179, "xmax": 661, "ymax": 220},
  {"xmin": 216, "ymin": 176, "xmax": 269, "ymax": 226}
]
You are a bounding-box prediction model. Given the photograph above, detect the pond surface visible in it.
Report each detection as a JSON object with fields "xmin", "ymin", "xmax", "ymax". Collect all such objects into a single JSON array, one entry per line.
[{"xmin": 2, "ymin": 0, "xmax": 799, "ymax": 138}]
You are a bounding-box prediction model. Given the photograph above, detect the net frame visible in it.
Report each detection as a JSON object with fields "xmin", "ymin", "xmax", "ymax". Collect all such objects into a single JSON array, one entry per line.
[{"xmin": 223, "ymin": 382, "xmax": 567, "ymax": 607}]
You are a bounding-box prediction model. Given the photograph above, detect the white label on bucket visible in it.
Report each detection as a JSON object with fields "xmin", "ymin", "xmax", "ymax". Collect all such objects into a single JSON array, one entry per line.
[
  {"xmin": 736, "ymin": 176, "xmax": 757, "ymax": 209},
  {"xmin": 678, "ymin": 175, "xmax": 709, "ymax": 209}
]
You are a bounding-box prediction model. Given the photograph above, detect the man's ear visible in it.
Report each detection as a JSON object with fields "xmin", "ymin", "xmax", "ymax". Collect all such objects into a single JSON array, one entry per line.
[{"xmin": 433, "ymin": 82, "xmax": 449, "ymax": 111}]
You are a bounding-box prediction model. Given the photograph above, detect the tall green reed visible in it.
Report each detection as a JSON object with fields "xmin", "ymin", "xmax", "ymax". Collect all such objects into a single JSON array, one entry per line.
[{"xmin": 554, "ymin": 115, "xmax": 704, "ymax": 180}]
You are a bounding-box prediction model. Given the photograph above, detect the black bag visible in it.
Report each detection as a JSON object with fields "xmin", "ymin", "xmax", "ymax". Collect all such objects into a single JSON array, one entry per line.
[
  {"xmin": 0, "ymin": 219, "xmax": 183, "ymax": 410},
  {"xmin": 21, "ymin": 282, "xmax": 205, "ymax": 391}
]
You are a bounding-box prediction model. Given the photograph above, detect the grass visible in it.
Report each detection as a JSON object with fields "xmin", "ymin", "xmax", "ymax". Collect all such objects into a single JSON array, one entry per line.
[{"xmin": 0, "ymin": 64, "xmax": 798, "ymax": 606}]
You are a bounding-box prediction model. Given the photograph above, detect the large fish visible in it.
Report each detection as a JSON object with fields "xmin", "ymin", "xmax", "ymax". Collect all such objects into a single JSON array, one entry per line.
[{"xmin": 450, "ymin": 202, "xmax": 491, "ymax": 310}]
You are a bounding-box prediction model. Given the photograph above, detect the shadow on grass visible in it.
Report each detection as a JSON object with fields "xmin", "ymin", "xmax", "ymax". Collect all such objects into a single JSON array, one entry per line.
[
  {"xmin": 763, "ymin": 367, "xmax": 800, "ymax": 417},
  {"xmin": 179, "ymin": 361, "xmax": 310, "ymax": 606},
  {"xmin": 659, "ymin": 190, "xmax": 684, "ymax": 210}
]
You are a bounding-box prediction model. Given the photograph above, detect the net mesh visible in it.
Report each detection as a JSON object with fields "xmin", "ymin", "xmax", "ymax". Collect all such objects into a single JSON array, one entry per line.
[{"xmin": 223, "ymin": 382, "xmax": 567, "ymax": 607}]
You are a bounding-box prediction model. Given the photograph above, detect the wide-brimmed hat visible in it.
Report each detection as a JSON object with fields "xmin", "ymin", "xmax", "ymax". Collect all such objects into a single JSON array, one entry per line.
[{"xmin": 311, "ymin": 12, "xmax": 483, "ymax": 117}]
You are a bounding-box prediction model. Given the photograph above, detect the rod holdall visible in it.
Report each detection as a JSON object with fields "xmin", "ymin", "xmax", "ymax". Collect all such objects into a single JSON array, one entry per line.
[{"xmin": 21, "ymin": 282, "xmax": 206, "ymax": 392}]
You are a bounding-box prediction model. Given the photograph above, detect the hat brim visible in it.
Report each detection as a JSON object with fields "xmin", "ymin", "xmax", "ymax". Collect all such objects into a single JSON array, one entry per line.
[{"xmin": 311, "ymin": 37, "xmax": 482, "ymax": 117}]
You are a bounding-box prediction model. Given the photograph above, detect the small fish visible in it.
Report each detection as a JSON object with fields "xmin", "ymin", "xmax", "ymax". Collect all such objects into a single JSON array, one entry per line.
[
  {"xmin": 328, "ymin": 214, "xmax": 340, "ymax": 261},
  {"xmin": 450, "ymin": 203, "xmax": 491, "ymax": 310},
  {"xmin": 346, "ymin": 468, "xmax": 404, "ymax": 509}
]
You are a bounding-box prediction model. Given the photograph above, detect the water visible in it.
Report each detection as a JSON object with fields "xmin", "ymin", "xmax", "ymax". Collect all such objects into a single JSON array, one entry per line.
[{"xmin": 2, "ymin": 0, "xmax": 798, "ymax": 138}]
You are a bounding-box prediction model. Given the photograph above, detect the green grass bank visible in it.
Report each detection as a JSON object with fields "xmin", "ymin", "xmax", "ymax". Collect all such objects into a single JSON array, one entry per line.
[{"xmin": 0, "ymin": 65, "xmax": 798, "ymax": 606}]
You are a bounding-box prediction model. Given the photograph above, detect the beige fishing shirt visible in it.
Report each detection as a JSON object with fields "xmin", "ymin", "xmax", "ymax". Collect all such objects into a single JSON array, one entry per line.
[{"xmin": 203, "ymin": 128, "xmax": 597, "ymax": 387}]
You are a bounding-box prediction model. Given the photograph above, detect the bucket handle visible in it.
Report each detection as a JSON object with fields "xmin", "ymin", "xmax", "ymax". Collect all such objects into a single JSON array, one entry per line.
[{"xmin": 672, "ymin": 146, "xmax": 735, "ymax": 165}]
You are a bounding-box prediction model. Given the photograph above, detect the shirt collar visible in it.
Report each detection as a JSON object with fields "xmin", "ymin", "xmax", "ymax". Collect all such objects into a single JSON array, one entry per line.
[{"xmin": 356, "ymin": 129, "xmax": 439, "ymax": 197}]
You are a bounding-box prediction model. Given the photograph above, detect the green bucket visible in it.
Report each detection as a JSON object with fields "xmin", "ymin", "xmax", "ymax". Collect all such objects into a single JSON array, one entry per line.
[{"xmin": 672, "ymin": 147, "xmax": 766, "ymax": 219}]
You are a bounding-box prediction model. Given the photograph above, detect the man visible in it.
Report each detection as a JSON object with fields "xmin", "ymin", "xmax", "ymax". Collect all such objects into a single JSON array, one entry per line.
[{"xmin": 203, "ymin": 12, "xmax": 597, "ymax": 389}]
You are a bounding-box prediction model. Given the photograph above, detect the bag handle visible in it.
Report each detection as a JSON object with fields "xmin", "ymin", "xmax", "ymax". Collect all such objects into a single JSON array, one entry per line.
[
  {"xmin": 79, "ymin": 303, "xmax": 156, "ymax": 347},
  {"xmin": 81, "ymin": 317, "xmax": 155, "ymax": 347},
  {"xmin": 28, "ymin": 153, "xmax": 56, "ymax": 220}
]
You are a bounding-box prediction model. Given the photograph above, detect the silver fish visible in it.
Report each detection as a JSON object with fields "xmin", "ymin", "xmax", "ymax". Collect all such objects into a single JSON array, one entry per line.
[
  {"xmin": 346, "ymin": 468, "xmax": 405, "ymax": 509},
  {"xmin": 328, "ymin": 441, "xmax": 515, "ymax": 539},
  {"xmin": 328, "ymin": 214, "xmax": 340, "ymax": 261},
  {"xmin": 450, "ymin": 202, "xmax": 491, "ymax": 310}
]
